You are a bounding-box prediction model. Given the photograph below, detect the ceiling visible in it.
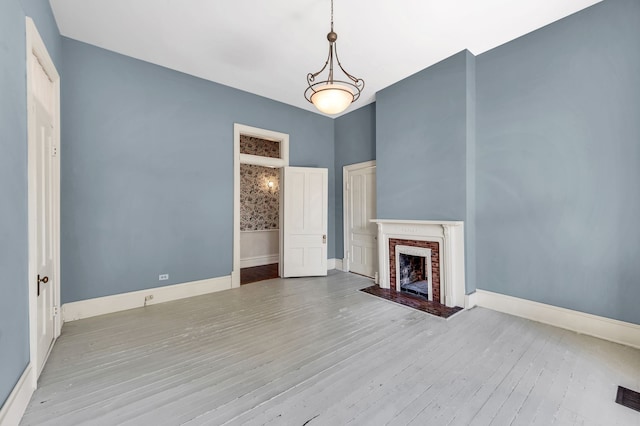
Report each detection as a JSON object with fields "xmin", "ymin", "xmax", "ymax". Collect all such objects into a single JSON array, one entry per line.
[{"xmin": 50, "ymin": 0, "xmax": 601, "ymax": 117}]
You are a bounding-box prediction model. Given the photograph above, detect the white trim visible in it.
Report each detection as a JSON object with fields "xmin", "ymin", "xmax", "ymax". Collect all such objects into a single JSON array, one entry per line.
[
  {"xmin": 332, "ymin": 258, "xmax": 344, "ymax": 271},
  {"xmin": 373, "ymin": 219, "xmax": 464, "ymax": 226},
  {"xmin": 395, "ymin": 245, "xmax": 433, "ymax": 300},
  {"xmin": 233, "ymin": 124, "xmax": 289, "ymax": 289},
  {"xmin": 62, "ymin": 275, "xmax": 232, "ymax": 322},
  {"xmin": 26, "ymin": 17, "xmax": 61, "ymax": 388},
  {"xmin": 475, "ymin": 290, "xmax": 640, "ymax": 350},
  {"xmin": 343, "ymin": 160, "xmax": 376, "ymax": 274},
  {"xmin": 372, "ymin": 220, "xmax": 466, "ymax": 308},
  {"xmin": 328, "ymin": 258, "xmax": 344, "ymax": 270},
  {"xmin": 239, "ymin": 153, "xmax": 287, "ymax": 168},
  {"xmin": 240, "ymin": 255, "xmax": 279, "ymax": 268},
  {"xmin": 464, "ymin": 291, "xmax": 478, "ymax": 309},
  {"xmin": 0, "ymin": 363, "xmax": 34, "ymax": 426}
]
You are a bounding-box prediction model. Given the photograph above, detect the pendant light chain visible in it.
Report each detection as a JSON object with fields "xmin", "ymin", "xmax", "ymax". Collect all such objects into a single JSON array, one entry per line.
[{"xmin": 330, "ymin": 0, "xmax": 334, "ymax": 33}]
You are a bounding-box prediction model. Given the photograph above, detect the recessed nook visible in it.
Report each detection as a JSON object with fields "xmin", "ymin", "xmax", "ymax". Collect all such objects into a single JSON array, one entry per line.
[
  {"xmin": 395, "ymin": 244, "xmax": 434, "ymax": 301},
  {"xmin": 393, "ymin": 241, "xmax": 439, "ymax": 302}
]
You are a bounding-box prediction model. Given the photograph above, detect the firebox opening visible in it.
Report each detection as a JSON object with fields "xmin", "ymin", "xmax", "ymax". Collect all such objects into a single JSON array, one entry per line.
[{"xmin": 399, "ymin": 253, "xmax": 429, "ymax": 299}]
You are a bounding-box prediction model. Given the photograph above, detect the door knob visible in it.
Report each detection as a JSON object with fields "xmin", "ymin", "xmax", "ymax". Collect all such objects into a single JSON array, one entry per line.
[
  {"xmin": 323, "ymin": 234, "xmax": 327, "ymax": 244},
  {"xmin": 37, "ymin": 274, "xmax": 48, "ymax": 296}
]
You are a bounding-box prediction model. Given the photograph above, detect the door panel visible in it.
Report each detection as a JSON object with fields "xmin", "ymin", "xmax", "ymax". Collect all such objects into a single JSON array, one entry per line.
[
  {"xmin": 347, "ymin": 165, "xmax": 377, "ymax": 278},
  {"xmin": 35, "ymin": 99, "xmax": 55, "ymax": 373},
  {"xmin": 283, "ymin": 167, "xmax": 328, "ymax": 277}
]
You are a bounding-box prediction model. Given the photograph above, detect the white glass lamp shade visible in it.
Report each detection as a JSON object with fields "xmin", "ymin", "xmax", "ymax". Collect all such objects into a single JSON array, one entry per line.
[{"xmin": 310, "ymin": 83, "xmax": 354, "ymax": 115}]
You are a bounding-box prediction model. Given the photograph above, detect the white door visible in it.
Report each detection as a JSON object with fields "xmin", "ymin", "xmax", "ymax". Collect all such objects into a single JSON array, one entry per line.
[
  {"xmin": 31, "ymin": 59, "xmax": 57, "ymax": 373},
  {"xmin": 27, "ymin": 18, "xmax": 61, "ymax": 380},
  {"xmin": 282, "ymin": 167, "xmax": 328, "ymax": 277},
  {"xmin": 345, "ymin": 163, "xmax": 377, "ymax": 278}
]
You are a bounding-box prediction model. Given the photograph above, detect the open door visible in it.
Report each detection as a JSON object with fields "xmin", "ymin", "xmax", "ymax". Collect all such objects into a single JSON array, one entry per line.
[
  {"xmin": 26, "ymin": 17, "xmax": 61, "ymax": 382},
  {"xmin": 282, "ymin": 167, "xmax": 328, "ymax": 277},
  {"xmin": 33, "ymin": 99, "xmax": 57, "ymax": 373},
  {"xmin": 344, "ymin": 162, "xmax": 377, "ymax": 278}
]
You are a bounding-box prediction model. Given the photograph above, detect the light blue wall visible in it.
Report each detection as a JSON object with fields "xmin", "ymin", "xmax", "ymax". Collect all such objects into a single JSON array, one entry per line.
[
  {"xmin": 0, "ymin": 0, "xmax": 30, "ymax": 407},
  {"xmin": 1, "ymin": 0, "xmax": 61, "ymax": 408},
  {"xmin": 61, "ymin": 38, "xmax": 335, "ymax": 303},
  {"xmin": 334, "ymin": 103, "xmax": 376, "ymax": 259},
  {"xmin": 465, "ymin": 52, "xmax": 477, "ymax": 295},
  {"xmin": 476, "ymin": 0, "xmax": 640, "ymax": 324},
  {"xmin": 376, "ymin": 51, "xmax": 471, "ymax": 221},
  {"xmin": 375, "ymin": 50, "xmax": 477, "ymax": 292}
]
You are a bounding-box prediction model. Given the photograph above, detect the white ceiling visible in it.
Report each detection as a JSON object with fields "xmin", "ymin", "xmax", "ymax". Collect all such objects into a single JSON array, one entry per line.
[{"xmin": 50, "ymin": 0, "xmax": 601, "ymax": 117}]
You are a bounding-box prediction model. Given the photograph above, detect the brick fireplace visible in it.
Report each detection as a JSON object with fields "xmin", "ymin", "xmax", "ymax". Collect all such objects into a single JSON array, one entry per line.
[{"xmin": 372, "ymin": 220, "xmax": 465, "ymax": 308}]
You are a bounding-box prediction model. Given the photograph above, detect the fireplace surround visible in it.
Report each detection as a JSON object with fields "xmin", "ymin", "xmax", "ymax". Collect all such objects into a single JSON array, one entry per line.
[
  {"xmin": 395, "ymin": 245, "xmax": 434, "ymax": 300},
  {"xmin": 372, "ymin": 220, "xmax": 465, "ymax": 308}
]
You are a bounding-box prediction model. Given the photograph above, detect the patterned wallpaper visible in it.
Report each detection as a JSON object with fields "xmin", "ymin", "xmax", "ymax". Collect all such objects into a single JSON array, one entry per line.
[
  {"xmin": 240, "ymin": 135, "xmax": 280, "ymax": 158},
  {"xmin": 240, "ymin": 164, "xmax": 279, "ymax": 231},
  {"xmin": 240, "ymin": 135, "xmax": 281, "ymax": 231}
]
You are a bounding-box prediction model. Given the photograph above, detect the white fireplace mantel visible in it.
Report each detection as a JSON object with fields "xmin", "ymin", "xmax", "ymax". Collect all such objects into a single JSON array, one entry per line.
[{"xmin": 371, "ymin": 219, "xmax": 466, "ymax": 308}]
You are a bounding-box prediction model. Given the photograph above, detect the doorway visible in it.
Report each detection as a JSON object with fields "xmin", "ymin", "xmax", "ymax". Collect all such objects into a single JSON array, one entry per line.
[
  {"xmin": 26, "ymin": 17, "xmax": 62, "ymax": 383},
  {"xmin": 239, "ymin": 141, "xmax": 281, "ymax": 284},
  {"xmin": 233, "ymin": 124, "xmax": 289, "ymax": 287},
  {"xmin": 343, "ymin": 161, "xmax": 377, "ymax": 279}
]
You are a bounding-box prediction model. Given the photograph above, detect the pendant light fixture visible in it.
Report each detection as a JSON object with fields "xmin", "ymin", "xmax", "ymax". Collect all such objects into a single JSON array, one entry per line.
[{"xmin": 304, "ymin": 0, "xmax": 364, "ymax": 115}]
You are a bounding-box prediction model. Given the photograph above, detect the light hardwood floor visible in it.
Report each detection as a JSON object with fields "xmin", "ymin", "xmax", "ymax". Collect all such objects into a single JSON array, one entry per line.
[{"xmin": 21, "ymin": 271, "xmax": 640, "ymax": 425}]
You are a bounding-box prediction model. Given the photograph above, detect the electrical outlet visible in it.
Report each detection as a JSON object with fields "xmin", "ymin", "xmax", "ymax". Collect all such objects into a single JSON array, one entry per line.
[{"xmin": 159, "ymin": 274, "xmax": 169, "ymax": 281}]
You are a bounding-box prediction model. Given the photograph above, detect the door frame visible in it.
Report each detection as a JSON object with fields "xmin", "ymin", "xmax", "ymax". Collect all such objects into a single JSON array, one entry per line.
[
  {"xmin": 342, "ymin": 160, "xmax": 376, "ymax": 274},
  {"xmin": 26, "ymin": 17, "xmax": 62, "ymax": 385},
  {"xmin": 233, "ymin": 124, "xmax": 289, "ymax": 288}
]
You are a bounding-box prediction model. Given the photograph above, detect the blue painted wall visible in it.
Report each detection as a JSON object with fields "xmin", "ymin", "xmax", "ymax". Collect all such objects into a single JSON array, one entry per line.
[
  {"xmin": 61, "ymin": 38, "xmax": 335, "ymax": 303},
  {"xmin": 1, "ymin": 0, "xmax": 61, "ymax": 408},
  {"xmin": 334, "ymin": 103, "xmax": 376, "ymax": 259},
  {"xmin": 476, "ymin": 0, "xmax": 640, "ymax": 323},
  {"xmin": 376, "ymin": 51, "xmax": 472, "ymax": 222},
  {"xmin": 0, "ymin": 0, "xmax": 30, "ymax": 408},
  {"xmin": 375, "ymin": 50, "xmax": 477, "ymax": 292},
  {"xmin": 465, "ymin": 52, "xmax": 477, "ymax": 295}
]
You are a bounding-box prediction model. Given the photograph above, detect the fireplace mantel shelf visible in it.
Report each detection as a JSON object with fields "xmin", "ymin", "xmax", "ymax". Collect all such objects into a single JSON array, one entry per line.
[{"xmin": 371, "ymin": 219, "xmax": 463, "ymax": 226}]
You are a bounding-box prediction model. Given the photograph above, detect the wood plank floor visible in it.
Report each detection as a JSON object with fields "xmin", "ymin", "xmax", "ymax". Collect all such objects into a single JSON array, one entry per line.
[
  {"xmin": 241, "ymin": 264, "xmax": 279, "ymax": 285},
  {"xmin": 21, "ymin": 271, "xmax": 640, "ymax": 425}
]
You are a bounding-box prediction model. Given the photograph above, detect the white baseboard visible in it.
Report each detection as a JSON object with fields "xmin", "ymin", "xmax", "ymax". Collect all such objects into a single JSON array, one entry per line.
[
  {"xmin": 0, "ymin": 363, "xmax": 34, "ymax": 426},
  {"xmin": 475, "ymin": 290, "xmax": 640, "ymax": 349},
  {"xmin": 63, "ymin": 275, "xmax": 232, "ymax": 322},
  {"xmin": 240, "ymin": 254, "xmax": 279, "ymax": 268},
  {"xmin": 328, "ymin": 258, "xmax": 343, "ymax": 271},
  {"xmin": 464, "ymin": 292, "xmax": 478, "ymax": 309}
]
